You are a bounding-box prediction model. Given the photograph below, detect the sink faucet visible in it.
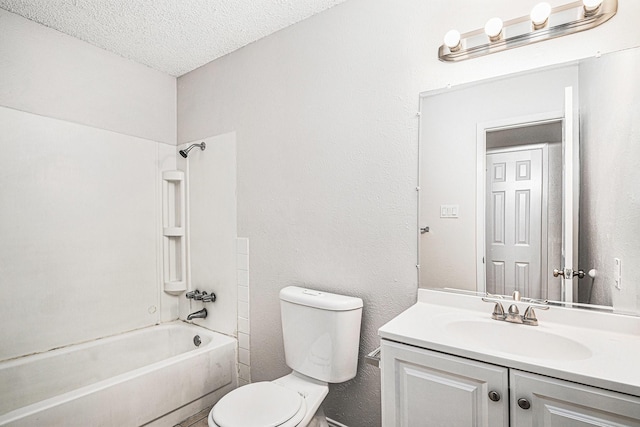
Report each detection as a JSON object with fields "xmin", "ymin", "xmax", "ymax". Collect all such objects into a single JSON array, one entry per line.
[
  {"xmin": 187, "ymin": 308, "xmax": 207, "ymax": 320},
  {"xmin": 482, "ymin": 291, "xmax": 548, "ymax": 326}
]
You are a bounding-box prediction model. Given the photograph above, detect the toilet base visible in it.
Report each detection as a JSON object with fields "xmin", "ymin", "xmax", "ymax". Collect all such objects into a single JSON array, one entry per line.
[{"xmin": 306, "ymin": 406, "xmax": 329, "ymax": 427}]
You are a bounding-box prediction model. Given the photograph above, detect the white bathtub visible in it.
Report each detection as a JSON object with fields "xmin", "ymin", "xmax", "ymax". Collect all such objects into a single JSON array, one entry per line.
[{"xmin": 0, "ymin": 322, "xmax": 237, "ymax": 426}]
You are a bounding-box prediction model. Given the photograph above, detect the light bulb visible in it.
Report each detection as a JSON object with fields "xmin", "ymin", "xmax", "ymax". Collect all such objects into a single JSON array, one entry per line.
[
  {"xmin": 530, "ymin": 2, "xmax": 552, "ymax": 29},
  {"xmin": 443, "ymin": 29, "xmax": 462, "ymax": 52},
  {"xmin": 484, "ymin": 17, "xmax": 504, "ymax": 41},
  {"xmin": 583, "ymin": 0, "xmax": 603, "ymax": 16}
]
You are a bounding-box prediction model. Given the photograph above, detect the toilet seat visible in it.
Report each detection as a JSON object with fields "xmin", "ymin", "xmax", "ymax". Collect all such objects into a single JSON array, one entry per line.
[{"xmin": 211, "ymin": 382, "xmax": 306, "ymax": 427}]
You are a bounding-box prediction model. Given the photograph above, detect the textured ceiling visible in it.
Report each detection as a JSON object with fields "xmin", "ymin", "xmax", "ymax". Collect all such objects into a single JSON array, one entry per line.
[{"xmin": 0, "ymin": 0, "xmax": 348, "ymax": 76}]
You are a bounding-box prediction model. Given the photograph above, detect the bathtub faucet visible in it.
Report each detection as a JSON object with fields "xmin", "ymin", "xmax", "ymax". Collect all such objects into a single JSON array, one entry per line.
[
  {"xmin": 187, "ymin": 308, "xmax": 207, "ymax": 320},
  {"xmin": 186, "ymin": 289, "xmax": 217, "ymax": 303}
]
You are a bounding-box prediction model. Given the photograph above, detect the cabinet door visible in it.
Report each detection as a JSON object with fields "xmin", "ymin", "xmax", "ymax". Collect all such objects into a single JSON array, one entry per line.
[
  {"xmin": 511, "ymin": 370, "xmax": 640, "ymax": 426},
  {"xmin": 381, "ymin": 340, "xmax": 509, "ymax": 427}
]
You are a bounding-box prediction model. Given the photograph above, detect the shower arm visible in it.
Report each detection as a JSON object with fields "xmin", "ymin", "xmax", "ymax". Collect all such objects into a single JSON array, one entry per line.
[{"xmin": 179, "ymin": 142, "xmax": 206, "ymax": 158}]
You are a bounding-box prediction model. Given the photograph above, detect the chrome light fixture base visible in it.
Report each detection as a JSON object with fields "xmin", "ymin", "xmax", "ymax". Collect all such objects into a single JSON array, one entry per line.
[{"xmin": 439, "ymin": 0, "xmax": 617, "ymax": 62}]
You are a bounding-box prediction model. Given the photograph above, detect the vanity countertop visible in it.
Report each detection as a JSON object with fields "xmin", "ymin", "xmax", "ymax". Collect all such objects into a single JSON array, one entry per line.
[{"xmin": 378, "ymin": 289, "xmax": 640, "ymax": 397}]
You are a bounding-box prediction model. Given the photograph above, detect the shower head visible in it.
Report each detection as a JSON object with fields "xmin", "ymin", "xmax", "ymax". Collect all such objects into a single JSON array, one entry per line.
[{"xmin": 179, "ymin": 142, "xmax": 206, "ymax": 158}]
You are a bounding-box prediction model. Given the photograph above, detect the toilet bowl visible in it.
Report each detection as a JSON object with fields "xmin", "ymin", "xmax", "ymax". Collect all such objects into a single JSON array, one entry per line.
[
  {"xmin": 208, "ymin": 373, "xmax": 328, "ymax": 427},
  {"xmin": 208, "ymin": 286, "xmax": 363, "ymax": 427}
]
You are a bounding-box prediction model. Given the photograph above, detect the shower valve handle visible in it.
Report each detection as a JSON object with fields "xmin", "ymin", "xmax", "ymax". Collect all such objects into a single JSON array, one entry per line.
[
  {"xmin": 185, "ymin": 290, "xmax": 200, "ymax": 299},
  {"xmin": 201, "ymin": 293, "xmax": 217, "ymax": 303}
]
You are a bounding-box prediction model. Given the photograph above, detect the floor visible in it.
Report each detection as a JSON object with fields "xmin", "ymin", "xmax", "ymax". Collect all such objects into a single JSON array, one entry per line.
[{"xmin": 174, "ymin": 405, "xmax": 213, "ymax": 427}]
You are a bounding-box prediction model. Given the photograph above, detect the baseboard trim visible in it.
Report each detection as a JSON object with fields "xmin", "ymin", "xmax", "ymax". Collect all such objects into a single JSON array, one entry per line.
[{"xmin": 327, "ymin": 418, "xmax": 349, "ymax": 427}]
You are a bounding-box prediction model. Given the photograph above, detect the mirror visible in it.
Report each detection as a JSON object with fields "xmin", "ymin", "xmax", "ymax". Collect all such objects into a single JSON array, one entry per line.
[{"xmin": 418, "ymin": 47, "xmax": 640, "ymax": 315}]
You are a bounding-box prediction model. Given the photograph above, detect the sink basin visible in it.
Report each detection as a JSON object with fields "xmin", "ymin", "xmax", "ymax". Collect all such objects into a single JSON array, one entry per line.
[{"xmin": 444, "ymin": 319, "xmax": 592, "ymax": 361}]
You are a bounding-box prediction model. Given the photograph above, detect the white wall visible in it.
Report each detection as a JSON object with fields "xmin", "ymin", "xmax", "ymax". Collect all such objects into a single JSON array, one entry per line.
[
  {"xmin": 579, "ymin": 48, "xmax": 640, "ymax": 313},
  {"xmin": 0, "ymin": 9, "xmax": 176, "ymax": 145},
  {"xmin": 177, "ymin": 1, "xmax": 640, "ymax": 425},
  {"xmin": 0, "ymin": 10, "xmax": 178, "ymax": 360}
]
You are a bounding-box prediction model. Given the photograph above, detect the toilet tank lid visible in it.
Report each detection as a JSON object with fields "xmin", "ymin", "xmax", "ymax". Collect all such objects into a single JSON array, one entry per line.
[{"xmin": 280, "ymin": 286, "xmax": 363, "ymax": 311}]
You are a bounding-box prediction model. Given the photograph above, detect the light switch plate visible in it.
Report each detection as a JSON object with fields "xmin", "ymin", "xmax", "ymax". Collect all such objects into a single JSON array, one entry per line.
[{"xmin": 440, "ymin": 204, "xmax": 459, "ymax": 218}]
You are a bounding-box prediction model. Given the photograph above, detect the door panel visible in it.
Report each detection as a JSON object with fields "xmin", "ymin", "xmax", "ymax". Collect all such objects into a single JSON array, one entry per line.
[
  {"xmin": 486, "ymin": 148, "xmax": 543, "ymax": 298},
  {"xmin": 381, "ymin": 340, "xmax": 508, "ymax": 427}
]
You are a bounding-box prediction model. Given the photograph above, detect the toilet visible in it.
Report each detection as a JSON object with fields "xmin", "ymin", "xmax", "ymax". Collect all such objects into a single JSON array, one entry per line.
[{"xmin": 208, "ymin": 286, "xmax": 363, "ymax": 427}]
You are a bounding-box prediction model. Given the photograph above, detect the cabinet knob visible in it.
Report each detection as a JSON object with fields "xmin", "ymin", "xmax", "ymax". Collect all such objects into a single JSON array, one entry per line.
[
  {"xmin": 488, "ymin": 390, "xmax": 501, "ymax": 402},
  {"xmin": 517, "ymin": 398, "xmax": 531, "ymax": 410}
]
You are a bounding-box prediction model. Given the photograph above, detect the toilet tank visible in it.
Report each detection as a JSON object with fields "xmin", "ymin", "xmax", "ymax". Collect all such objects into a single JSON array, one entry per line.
[{"xmin": 280, "ymin": 286, "xmax": 363, "ymax": 383}]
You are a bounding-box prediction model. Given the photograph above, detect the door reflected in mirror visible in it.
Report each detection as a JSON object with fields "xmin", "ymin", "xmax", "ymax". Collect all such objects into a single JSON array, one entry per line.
[{"xmin": 484, "ymin": 124, "xmax": 562, "ymax": 301}]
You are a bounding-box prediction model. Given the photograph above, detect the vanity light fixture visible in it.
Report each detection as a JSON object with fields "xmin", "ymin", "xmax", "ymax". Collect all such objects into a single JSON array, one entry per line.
[
  {"xmin": 439, "ymin": 0, "xmax": 617, "ymax": 62},
  {"xmin": 530, "ymin": 2, "xmax": 552, "ymax": 29},
  {"xmin": 484, "ymin": 17, "xmax": 504, "ymax": 41},
  {"xmin": 443, "ymin": 29, "xmax": 462, "ymax": 52},
  {"xmin": 583, "ymin": 0, "xmax": 604, "ymax": 16}
]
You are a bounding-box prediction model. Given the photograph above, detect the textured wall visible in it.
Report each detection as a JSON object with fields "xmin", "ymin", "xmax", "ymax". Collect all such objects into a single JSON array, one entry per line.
[
  {"xmin": 578, "ymin": 48, "xmax": 640, "ymax": 313},
  {"xmin": 178, "ymin": 2, "xmax": 421, "ymax": 424},
  {"xmin": 177, "ymin": 1, "xmax": 640, "ymax": 425},
  {"xmin": 0, "ymin": 9, "xmax": 176, "ymax": 145}
]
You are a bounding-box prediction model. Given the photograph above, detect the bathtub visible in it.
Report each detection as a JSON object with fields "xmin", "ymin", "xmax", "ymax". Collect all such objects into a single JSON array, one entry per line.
[{"xmin": 0, "ymin": 322, "xmax": 237, "ymax": 426}]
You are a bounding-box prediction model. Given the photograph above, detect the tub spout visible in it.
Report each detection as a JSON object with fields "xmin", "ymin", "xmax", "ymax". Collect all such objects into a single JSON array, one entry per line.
[{"xmin": 187, "ymin": 308, "xmax": 207, "ymax": 320}]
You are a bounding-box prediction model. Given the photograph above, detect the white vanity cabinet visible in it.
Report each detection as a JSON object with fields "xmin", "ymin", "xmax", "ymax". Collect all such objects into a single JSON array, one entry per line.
[
  {"xmin": 381, "ymin": 340, "xmax": 640, "ymax": 427},
  {"xmin": 511, "ymin": 370, "xmax": 640, "ymax": 426},
  {"xmin": 381, "ymin": 340, "xmax": 509, "ymax": 426}
]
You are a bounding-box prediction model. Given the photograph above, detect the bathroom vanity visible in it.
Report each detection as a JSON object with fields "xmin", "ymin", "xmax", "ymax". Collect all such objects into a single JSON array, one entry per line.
[{"xmin": 378, "ymin": 289, "xmax": 640, "ymax": 426}]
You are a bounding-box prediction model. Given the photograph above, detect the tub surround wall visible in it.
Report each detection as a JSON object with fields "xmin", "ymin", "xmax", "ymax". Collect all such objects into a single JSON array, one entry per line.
[
  {"xmin": 178, "ymin": 132, "xmax": 238, "ymax": 337},
  {"xmin": 177, "ymin": 0, "xmax": 640, "ymax": 425},
  {"xmin": 0, "ymin": 107, "xmax": 167, "ymax": 361},
  {"xmin": 0, "ymin": 9, "xmax": 241, "ymax": 365}
]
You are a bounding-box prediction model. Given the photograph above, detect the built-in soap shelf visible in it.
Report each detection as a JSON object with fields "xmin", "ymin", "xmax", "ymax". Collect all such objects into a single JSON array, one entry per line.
[{"xmin": 162, "ymin": 170, "xmax": 186, "ymax": 295}]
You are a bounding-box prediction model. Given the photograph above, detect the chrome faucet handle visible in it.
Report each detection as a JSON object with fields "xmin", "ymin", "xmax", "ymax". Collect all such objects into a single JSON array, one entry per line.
[
  {"xmin": 512, "ymin": 290, "xmax": 521, "ymax": 301},
  {"xmin": 194, "ymin": 291, "xmax": 207, "ymax": 301},
  {"xmin": 201, "ymin": 292, "xmax": 217, "ymax": 303},
  {"xmin": 186, "ymin": 290, "xmax": 200, "ymax": 299},
  {"xmin": 482, "ymin": 297, "xmax": 506, "ymax": 320},
  {"xmin": 491, "ymin": 302, "xmax": 505, "ymax": 320},
  {"xmin": 523, "ymin": 306, "xmax": 539, "ymax": 326}
]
